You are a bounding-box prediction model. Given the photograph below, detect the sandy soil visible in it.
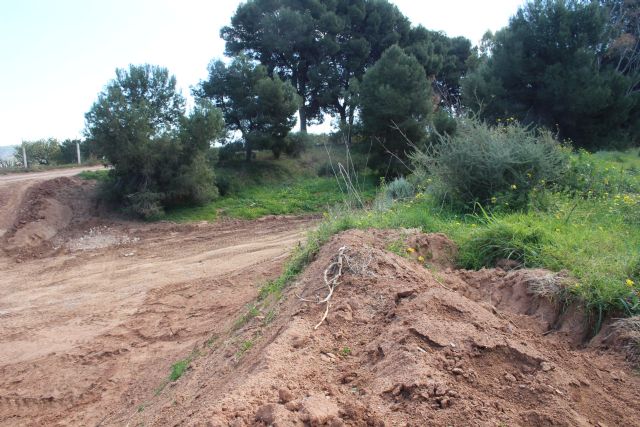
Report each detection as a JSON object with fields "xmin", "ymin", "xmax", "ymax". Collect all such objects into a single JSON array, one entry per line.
[{"xmin": 0, "ymin": 176, "xmax": 315, "ymax": 426}]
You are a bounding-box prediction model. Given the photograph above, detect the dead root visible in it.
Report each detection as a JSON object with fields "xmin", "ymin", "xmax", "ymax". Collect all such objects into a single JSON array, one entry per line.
[{"xmin": 297, "ymin": 245, "xmax": 373, "ymax": 329}]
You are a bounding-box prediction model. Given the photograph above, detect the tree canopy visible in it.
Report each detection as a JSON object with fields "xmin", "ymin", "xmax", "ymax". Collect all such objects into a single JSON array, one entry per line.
[
  {"xmin": 221, "ymin": 0, "xmax": 471, "ymax": 136},
  {"xmin": 196, "ymin": 55, "xmax": 300, "ymax": 161},
  {"xmin": 463, "ymin": 0, "xmax": 640, "ymax": 149},
  {"xmin": 360, "ymin": 45, "xmax": 434, "ymax": 176}
]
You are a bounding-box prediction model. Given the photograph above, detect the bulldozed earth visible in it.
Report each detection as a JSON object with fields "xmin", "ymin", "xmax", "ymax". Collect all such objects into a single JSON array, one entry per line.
[{"xmin": 0, "ymin": 171, "xmax": 639, "ymax": 426}]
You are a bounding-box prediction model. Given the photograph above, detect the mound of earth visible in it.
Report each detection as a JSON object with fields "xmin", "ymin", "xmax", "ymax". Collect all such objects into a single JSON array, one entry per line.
[
  {"xmin": 1, "ymin": 177, "xmax": 100, "ymax": 258},
  {"xmin": 121, "ymin": 229, "xmax": 640, "ymax": 426}
]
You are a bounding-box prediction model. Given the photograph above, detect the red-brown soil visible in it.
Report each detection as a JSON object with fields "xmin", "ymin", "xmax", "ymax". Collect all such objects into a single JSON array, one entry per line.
[
  {"xmin": 123, "ymin": 230, "xmax": 640, "ymax": 427},
  {"xmin": 1, "ymin": 174, "xmax": 638, "ymax": 426},
  {"xmin": 0, "ymin": 176, "xmax": 315, "ymax": 426}
]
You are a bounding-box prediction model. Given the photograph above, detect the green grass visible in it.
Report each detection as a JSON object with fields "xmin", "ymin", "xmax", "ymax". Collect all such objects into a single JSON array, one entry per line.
[
  {"xmin": 169, "ymin": 358, "xmax": 190, "ymax": 381},
  {"xmin": 77, "ymin": 169, "xmax": 109, "ymax": 181},
  {"xmin": 164, "ymin": 175, "xmax": 376, "ymax": 221}
]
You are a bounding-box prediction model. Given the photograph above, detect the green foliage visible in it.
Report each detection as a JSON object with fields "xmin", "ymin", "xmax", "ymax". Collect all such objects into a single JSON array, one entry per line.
[
  {"xmin": 237, "ymin": 340, "xmax": 254, "ymax": 357},
  {"xmin": 360, "ymin": 45, "xmax": 433, "ymax": 176},
  {"xmin": 221, "ymin": 0, "xmax": 471, "ymax": 135},
  {"xmin": 385, "ymin": 177, "xmax": 415, "ymax": 200},
  {"xmin": 164, "ymin": 176, "xmax": 375, "ymax": 222},
  {"xmin": 412, "ymin": 118, "xmax": 568, "ymax": 211},
  {"xmin": 84, "ymin": 65, "xmax": 224, "ymax": 218},
  {"xmin": 559, "ymin": 148, "xmax": 640, "ymax": 197},
  {"xmin": 463, "ymin": 0, "xmax": 640, "ymax": 150},
  {"xmin": 14, "ymin": 138, "xmax": 62, "ymax": 166},
  {"xmin": 457, "ymin": 220, "xmax": 548, "ymax": 269},
  {"xmin": 169, "ymin": 359, "xmax": 190, "ymax": 382},
  {"xmin": 197, "ymin": 55, "xmax": 300, "ymax": 161},
  {"xmin": 77, "ymin": 169, "xmax": 109, "ymax": 181}
]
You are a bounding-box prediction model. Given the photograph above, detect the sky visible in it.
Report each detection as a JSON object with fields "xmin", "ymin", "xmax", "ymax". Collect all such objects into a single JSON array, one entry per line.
[{"xmin": 0, "ymin": 0, "xmax": 525, "ymax": 147}]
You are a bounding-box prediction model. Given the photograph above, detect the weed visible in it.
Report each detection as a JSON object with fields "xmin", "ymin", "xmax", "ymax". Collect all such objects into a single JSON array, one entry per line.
[
  {"xmin": 339, "ymin": 346, "xmax": 352, "ymax": 356},
  {"xmin": 237, "ymin": 340, "xmax": 254, "ymax": 358},
  {"xmin": 233, "ymin": 305, "xmax": 260, "ymax": 330},
  {"xmin": 264, "ymin": 309, "xmax": 276, "ymax": 325},
  {"xmin": 169, "ymin": 359, "xmax": 190, "ymax": 382},
  {"xmin": 137, "ymin": 404, "xmax": 145, "ymax": 413}
]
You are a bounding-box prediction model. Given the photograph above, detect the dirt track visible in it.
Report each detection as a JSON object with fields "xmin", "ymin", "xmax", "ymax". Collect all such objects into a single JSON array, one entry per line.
[{"xmin": 0, "ymin": 175, "xmax": 314, "ymax": 425}]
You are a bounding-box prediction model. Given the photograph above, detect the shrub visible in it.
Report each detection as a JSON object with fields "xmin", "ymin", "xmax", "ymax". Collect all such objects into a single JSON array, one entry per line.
[
  {"xmin": 412, "ymin": 118, "xmax": 568, "ymax": 211},
  {"xmin": 385, "ymin": 177, "xmax": 415, "ymax": 200}
]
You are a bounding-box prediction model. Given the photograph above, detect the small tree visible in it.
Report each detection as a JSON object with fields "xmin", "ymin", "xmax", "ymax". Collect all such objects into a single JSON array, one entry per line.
[
  {"xmin": 85, "ymin": 64, "xmax": 224, "ymax": 217},
  {"xmin": 197, "ymin": 55, "xmax": 300, "ymax": 161},
  {"xmin": 360, "ymin": 45, "xmax": 433, "ymax": 176}
]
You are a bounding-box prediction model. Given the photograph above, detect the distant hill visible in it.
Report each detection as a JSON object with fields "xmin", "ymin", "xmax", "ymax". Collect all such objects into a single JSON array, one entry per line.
[{"xmin": 0, "ymin": 146, "xmax": 16, "ymax": 161}]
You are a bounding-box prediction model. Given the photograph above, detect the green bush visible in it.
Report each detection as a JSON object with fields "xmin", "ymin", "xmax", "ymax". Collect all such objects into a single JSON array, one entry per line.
[{"xmin": 412, "ymin": 118, "xmax": 568, "ymax": 211}]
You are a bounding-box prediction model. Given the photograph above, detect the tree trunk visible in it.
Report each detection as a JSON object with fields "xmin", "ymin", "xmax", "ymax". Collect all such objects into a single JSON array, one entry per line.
[
  {"xmin": 245, "ymin": 139, "xmax": 252, "ymax": 162},
  {"xmin": 299, "ymin": 106, "xmax": 307, "ymax": 133}
]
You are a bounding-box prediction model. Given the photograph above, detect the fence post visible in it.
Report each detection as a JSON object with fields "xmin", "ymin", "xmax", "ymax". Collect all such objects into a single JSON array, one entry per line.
[
  {"xmin": 76, "ymin": 141, "xmax": 81, "ymax": 164},
  {"xmin": 22, "ymin": 144, "xmax": 28, "ymax": 169}
]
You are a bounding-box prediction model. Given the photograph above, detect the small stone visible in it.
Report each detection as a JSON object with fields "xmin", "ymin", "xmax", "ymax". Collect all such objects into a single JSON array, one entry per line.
[
  {"xmin": 504, "ymin": 373, "xmax": 517, "ymax": 382},
  {"xmin": 451, "ymin": 368, "xmax": 464, "ymax": 375},
  {"xmin": 320, "ymin": 354, "xmax": 332, "ymax": 362},
  {"xmin": 540, "ymin": 362, "xmax": 554, "ymax": 372},
  {"xmin": 299, "ymin": 395, "xmax": 341, "ymax": 425},
  {"xmin": 279, "ymin": 388, "xmax": 294, "ymax": 404},
  {"xmin": 255, "ymin": 404, "xmax": 276, "ymax": 424},
  {"xmin": 291, "ymin": 335, "xmax": 308, "ymax": 349},
  {"xmin": 438, "ymin": 398, "xmax": 452, "ymax": 409},
  {"xmin": 434, "ymin": 385, "xmax": 447, "ymax": 396},
  {"xmin": 285, "ymin": 401, "xmax": 301, "ymax": 412}
]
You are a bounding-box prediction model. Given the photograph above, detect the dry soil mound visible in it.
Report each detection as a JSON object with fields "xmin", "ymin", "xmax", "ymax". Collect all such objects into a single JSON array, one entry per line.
[
  {"xmin": 1, "ymin": 177, "xmax": 98, "ymax": 258},
  {"xmin": 124, "ymin": 229, "xmax": 640, "ymax": 427}
]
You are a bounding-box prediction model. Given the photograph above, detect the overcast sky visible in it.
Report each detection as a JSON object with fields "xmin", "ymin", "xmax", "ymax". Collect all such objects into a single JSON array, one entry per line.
[{"xmin": 0, "ymin": 0, "xmax": 524, "ymax": 147}]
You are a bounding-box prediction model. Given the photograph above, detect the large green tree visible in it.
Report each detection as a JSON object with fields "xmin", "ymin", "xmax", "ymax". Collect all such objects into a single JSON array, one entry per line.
[
  {"xmin": 310, "ymin": 0, "xmax": 411, "ymax": 137},
  {"xmin": 85, "ymin": 64, "xmax": 224, "ymax": 217},
  {"xmin": 196, "ymin": 55, "xmax": 300, "ymax": 161},
  {"xmin": 221, "ymin": 0, "xmax": 471, "ymax": 139},
  {"xmin": 360, "ymin": 45, "xmax": 433, "ymax": 176},
  {"xmin": 463, "ymin": 0, "xmax": 640, "ymax": 149}
]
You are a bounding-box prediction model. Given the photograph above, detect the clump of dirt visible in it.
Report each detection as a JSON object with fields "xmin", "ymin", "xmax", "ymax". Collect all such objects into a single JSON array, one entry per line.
[
  {"xmin": 593, "ymin": 316, "xmax": 640, "ymax": 367},
  {"xmin": 2, "ymin": 177, "xmax": 100, "ymax": 258},
  {"xmin": 124, "ymin": 229, "xmax": 640, "ymax": 426}
]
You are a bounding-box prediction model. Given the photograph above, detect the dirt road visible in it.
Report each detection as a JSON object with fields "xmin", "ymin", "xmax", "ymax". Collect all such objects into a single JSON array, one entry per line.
[
  {"xmin": 0, "ymin": 165, "xmax": 104, "ymax": 184},
  {"xmin": 0, "ymin": 176, "xmax": 314, "ymax": 425}
]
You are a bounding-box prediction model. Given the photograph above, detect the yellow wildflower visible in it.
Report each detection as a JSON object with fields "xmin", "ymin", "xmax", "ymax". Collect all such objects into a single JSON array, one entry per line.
[
  {"xmin": 418, "ymin": 255, "xmax": 425, "ymax": 262},
  {"xmin": 626, "ymin": 279, "xmax": 635, "ymax": 287},
  {"xmin": 406, "ymin": 247, "xmax": 415, "ymax": 253},
  {"xmin": 491, "ymin": 196, "xmax": 497, "ymax": 203},
  {"xmin": 510, "ymin": 184, "xmax": 517, "ymax": 190}
]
